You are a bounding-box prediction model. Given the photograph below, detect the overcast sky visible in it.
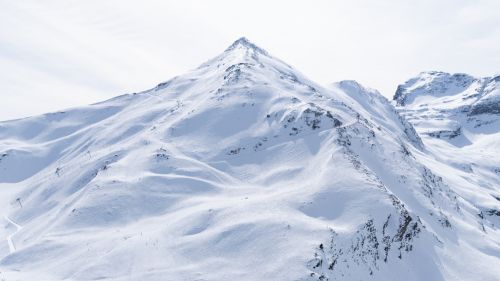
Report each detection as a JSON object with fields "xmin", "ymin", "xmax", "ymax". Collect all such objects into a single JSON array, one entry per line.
[{"xmin": 1, "ymin": 0, "xmax": 499, "ymax": 120}]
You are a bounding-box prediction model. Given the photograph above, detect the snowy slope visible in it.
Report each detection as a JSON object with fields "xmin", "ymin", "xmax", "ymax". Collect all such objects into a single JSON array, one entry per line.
[
  {"xmin": 395, "ymin": 71, "xmax": 500, "ymax": 226},
  {"xmin": 0, "ymin": 39, "xmax": 499, "ymax": 281}
]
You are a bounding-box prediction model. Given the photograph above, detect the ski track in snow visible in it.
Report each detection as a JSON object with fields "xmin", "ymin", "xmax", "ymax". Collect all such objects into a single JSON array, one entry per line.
[{"xmin": 4, "ymin": 215, "xmax": 22, "ymax": 253}]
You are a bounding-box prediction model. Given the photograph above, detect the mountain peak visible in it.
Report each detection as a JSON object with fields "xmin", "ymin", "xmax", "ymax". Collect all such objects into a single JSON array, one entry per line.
[
  {"xmin": 393, "ymin": 71, "xmax": 476, "ymax": 105},
  {"xmin": 232, "ymin": 36, "xmax": 252, "ymax": 45},
  {"xmin": 225, "ymin": 37, "xmax": 268, "ymax": 55}
]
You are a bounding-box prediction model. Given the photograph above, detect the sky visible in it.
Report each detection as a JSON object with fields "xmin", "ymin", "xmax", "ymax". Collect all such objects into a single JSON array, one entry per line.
[{"xmin": 1, "ymin": 0, "xmax": 499, "ymax": 121}]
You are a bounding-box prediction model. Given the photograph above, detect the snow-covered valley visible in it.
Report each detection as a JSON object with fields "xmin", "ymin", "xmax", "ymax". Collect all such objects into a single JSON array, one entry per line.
[{"xmin": 0, "ymin": 38, "xmax": 499, "ymax": 280}]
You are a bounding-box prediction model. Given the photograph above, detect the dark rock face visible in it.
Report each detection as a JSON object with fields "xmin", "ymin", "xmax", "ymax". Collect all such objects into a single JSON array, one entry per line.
[
  {"xmin": 307, "ymin": 211, "xmax": 422, "ymax": 280},
  {"xmin": 470, "ymin": 100, "xmax": 500, "ymax": 115},
  {"xmin": 393, "ymin": 85, "xmax": 408, "ymax": 106},
  {"xmin": 426, "ymin": 127, "xmax": 461, "ymax": 139},
  {"xmin": 281, "ymin": 104, "xmax": 343, "ymax": 136}
]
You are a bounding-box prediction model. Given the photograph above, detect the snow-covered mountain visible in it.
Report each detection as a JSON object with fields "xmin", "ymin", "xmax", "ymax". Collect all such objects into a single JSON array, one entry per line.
[
  {"xmin": 0, "ymin": 38, "xmax": 499, "ymax": 281},
  {"xmin": 394, "ymin": 70, "xmax": 500, "ymax": 235}
]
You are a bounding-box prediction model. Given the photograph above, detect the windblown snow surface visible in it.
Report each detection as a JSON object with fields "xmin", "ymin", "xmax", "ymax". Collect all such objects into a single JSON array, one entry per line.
[{"xmin": 0, "ymin": 38, "xmax": 499, "ymax": 281}]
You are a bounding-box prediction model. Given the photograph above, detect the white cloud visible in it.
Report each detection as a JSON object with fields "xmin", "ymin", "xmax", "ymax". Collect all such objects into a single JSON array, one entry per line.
[{"xmin": 1, "ymin": 0, "xmax": 499, "ymax": 120}]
